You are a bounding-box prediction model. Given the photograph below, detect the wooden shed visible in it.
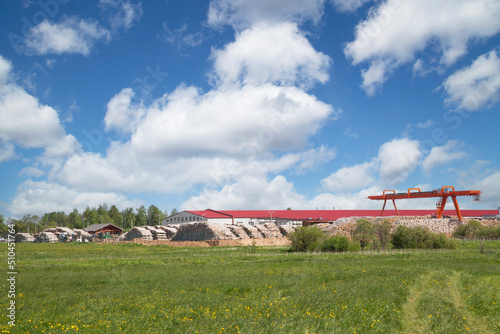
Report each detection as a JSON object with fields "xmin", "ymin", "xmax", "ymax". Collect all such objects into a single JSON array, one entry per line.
[{"xmin": 84, "ymin": 223, "xmax": 123, "ymax": 236}]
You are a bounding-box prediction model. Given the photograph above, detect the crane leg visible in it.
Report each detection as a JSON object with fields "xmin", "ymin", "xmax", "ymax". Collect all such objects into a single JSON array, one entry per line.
[
  {"xmin": 451, "ymin": 196, "xmax": 463, "ymax": 221},
  {"xmin": 393, "ymin": 199, "xmax": 399, "ymax": 216},
  {"xmin": 436, "ymin": 195, "xmax": 448, "ymax": 218},
  {"xmin": 380, "ymin": 200, "xmax": 387, "ymax": 216}
]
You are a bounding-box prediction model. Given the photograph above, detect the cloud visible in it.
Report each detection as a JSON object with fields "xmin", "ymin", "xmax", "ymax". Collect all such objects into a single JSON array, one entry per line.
[
  {"xmin": 0, "ymin": 140, "xmax": 17, "ymax": 163},
  {"xmin": 330, "ymin": 0, "xmax": 372, "ymax": 13},
  {"xmin": 207, "ymin": 0, "xmax": 325, "ymax": 29},
  {"xmin": 8, "ymin": 180, "xmax": 142, "ymax": 217},
  {"xmin": 161, "ymin": 23, "xmax": 205, "ymax": 49},
  {"xmin": 344, "ymin": 0, "xmax": 500, "ymax": 95},
  {"xmin": 23, "ymin": 17, "xmax": 111, "ymax": 56},
  {"xmin": 474, "ymin": 171, "xmax": 500, "ymax": 206},
  {"xmin": 443, "ymin": 49, "xmax": 500, "ymax": 111},
  {"xmin": 417, "ymin": 119, "xmax": 435, "ymax": 129},
  {"xmin": 422, "ymin": 140, "xmax": 467, "ymax": 174},
  {"xmin": 104, "ymin": 88, "xmax": 145, "ymax": 133},
  {"xmin": 99, "ymin": 0, "xmax": 143, "ymax": 30},
  {"xmin": 321, "ymin": 161, "xmax": 376, "ymax": 192},
  {"xmin": 0, "ymin": 56, "xmax": 11, "ymax": 86},
  {"xmin": 0, "ymin": 55, "xmax": 79, "ymax": 158},
  {"xmin": 378, "ymin": 138, "xmax": 422, "ymax": 185},
  {"xmin": 211, "ymin": 22, "xmax": 331, "ymax": 88},
  {"xmin": 182, "ymin": 175, "xmax": 307, "ymax": 210}
]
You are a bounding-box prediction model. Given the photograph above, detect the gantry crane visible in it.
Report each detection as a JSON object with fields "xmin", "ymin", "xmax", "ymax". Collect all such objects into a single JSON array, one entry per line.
[{"xmin": 368, "ymin": 186, "xmax": 481, "ymax": 221}]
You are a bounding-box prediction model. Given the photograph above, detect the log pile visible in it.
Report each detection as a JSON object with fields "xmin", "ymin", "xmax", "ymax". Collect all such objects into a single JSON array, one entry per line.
[
  {"xmin": 143, "ymin": 226, "xmax": 168, "ymax": 240},
  {"xmin": 155, "ymin": 225, "xmax": 177, "ymax": 239},
  {"xmin": 172, "ymin": 222, "xmax": 238, "ymax": 241},
  {"xmin": 123, "ymin": 227, "xmax": 154, "ymax": 241},
  {"xmin": 240, "ymin": 224, "xmax": 263, "ymax": 239},
  {"xmin": 278, "ymin": 224, "xmax": 296, "ymax": 236},
  {"xmin": 35, "ymin": 232, "xmax": 59, "ymax": 243},
  {"xmin": 15, "ymin": 233, "xmax": 35, "ymax": 243},
  {"xmin": 227, "ymin": 225, "xmax": 248, "ymax": 239},
  {"xmin": 263, "ymin": 223, "xmax": 284, "ymax": 238}
]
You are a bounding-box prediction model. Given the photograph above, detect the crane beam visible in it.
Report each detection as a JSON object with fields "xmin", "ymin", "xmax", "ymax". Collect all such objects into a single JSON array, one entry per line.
[{"xmin": 368, "ymin": 186, "xmax": 481, "ymax": 221}]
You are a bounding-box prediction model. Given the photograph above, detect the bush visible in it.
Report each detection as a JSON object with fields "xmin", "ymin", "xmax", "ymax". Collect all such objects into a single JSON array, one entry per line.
[
  {"xmin": 392, "ymin": 225, "xmax": 456, "ymax": 249},
  {"xmin": 321, "ymin": 235, "xmax": 351, "ymax": 252},
  {"xmin": 288, "ymin": 226, "xmax": 323, "ymax": 252},
  {"xmin": 352, "ymin": 219, "xmax": 375, "ymax": 249},
  {"xmin": 373, "ymin": 219, "xmax": 392, "ymax": 249}
]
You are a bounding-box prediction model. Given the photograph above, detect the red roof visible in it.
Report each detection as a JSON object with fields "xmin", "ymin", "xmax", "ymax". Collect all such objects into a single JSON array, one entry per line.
[{"xmin": 185, "ymin": 209, "xmax": 498, "ymax": 221}]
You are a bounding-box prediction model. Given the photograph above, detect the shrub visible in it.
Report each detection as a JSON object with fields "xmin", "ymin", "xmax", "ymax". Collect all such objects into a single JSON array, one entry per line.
[
  {"xmin": 321, "ymin": 235, "xmax": 351, "ymax": 252},
  {"xmin": 454, "ymin": 220, "xmax": 482, "ymax": 238},
  {"xmin": 373, "ymin": 219, "xmax": 392, "ymax": 249},
  {"xmin": 288, "ymin": 226, "xmax": 323, "ymax": 252},
  {"xmin": 392, "ymin": 225, "xmax": 457, "ymax": 249},
  {"xmin": 352, "ymin": 219, "xmax": 375, "ymax": 249}
]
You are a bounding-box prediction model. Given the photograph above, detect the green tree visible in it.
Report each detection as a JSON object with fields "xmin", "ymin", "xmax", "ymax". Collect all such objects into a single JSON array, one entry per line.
[
  {"xmin": 67, "ymin": 208, "xmax": 82, "ymax": 229},
  {"xmin": 353, "ymin": 219, "xmax": 375, "ymax": 250},
  {"xmin": 147, "ymin": 205, "xmax": 162, "ymax": 226},
  {"xmin": 121, "ymin": 207, "xmax": 135, "ymax": 229},
  {"xmin": 374, "ymin": 219, "xmax": 392, "ymax": 249},
  {"xmin": 170, "ymin": 208, "xmax": 178, "ymax": 216},
  {"xmin": 136, "ymin": 206, "xmax": 147, "ymax": 226},
  {"xmin": 0, "ymin": 214, "xmax": 8, "ymax": 235},
  {"xmin": 108, "ymin": 205, "xmax": 121, "ymax": 227}
]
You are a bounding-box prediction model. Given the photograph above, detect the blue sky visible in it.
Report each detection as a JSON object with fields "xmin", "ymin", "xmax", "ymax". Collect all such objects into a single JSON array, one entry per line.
[{"xmin": 1, "ymin": 0, "xmax": 499, "ymax": 218}]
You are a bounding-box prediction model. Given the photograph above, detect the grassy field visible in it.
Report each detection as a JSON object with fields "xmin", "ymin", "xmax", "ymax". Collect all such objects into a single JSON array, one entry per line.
[{"xmin": 1, "ymin": 241, "xmax": 499, "ymax": 333}]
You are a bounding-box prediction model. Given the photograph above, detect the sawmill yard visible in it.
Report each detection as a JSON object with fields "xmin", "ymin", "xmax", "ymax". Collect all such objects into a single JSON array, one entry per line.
[{"xmin": 3, "ymin": 237, "xmax": 500, "ymax": 333}]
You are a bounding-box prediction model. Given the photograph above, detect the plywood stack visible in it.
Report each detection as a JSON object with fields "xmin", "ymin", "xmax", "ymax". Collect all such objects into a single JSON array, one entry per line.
[
  {"xmin": 155, "ymin": 225, "xmax": 177, "ymax": 239},
  {"xmin": 143, "ymin": 226, "xmax": 168, "ymax": 240},
  {"xmin": 278, "ymin": 224, "xmax": 296, "ymax": 236},
  {"xmin": 394, "ymin": 218, "xmax": 459, "ymax": 235},
  {"xmin": 123, "ymin": 227, "xmax": 154, "ymax": 241},
  {"xmin": 240, "ymin": 224, "xmax": 263, "ymax": 239},
  {"xmin": 35, "ymin": 232, "xmax": 59, "ymax": 243},
  {"xmin": 15, "ymin": 233, "xmax": 35, "ymax": 243},
  {"xmin": 56, "ymin": 227, "xmax": 75, "ymax": 234},
  {"xmin": 172, "ymin": 222, "xmax": 238, "ymax": 241},
  {"xmin": 263, "ymin": 223, "xmax": 284, "ymax": 238}
]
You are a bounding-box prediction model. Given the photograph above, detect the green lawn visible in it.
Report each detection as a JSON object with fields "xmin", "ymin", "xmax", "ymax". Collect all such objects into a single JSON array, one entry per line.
[{"xmin": 1, "ymin": 241, "xmax": 499, "ymax": 333}]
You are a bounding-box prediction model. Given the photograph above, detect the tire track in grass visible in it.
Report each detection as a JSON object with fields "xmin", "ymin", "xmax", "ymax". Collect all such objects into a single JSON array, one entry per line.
[{"xmin": 402, "ymin": 270, "xmax": 496, "ymax": 334}]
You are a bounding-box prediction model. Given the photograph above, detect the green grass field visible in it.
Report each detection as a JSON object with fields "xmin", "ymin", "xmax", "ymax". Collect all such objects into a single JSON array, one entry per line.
[{"xmin": 1, "ymin": 241, "xmax": 499, "ymax": 333}]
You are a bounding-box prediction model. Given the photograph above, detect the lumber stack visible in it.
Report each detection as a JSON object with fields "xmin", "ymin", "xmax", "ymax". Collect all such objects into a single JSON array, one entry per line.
[
  {"xmin": 240, "ymin": 224, "xmax": 263, "ymax": 239},
  {"xmin": 143, "ymin": 226, "xmax": 168, "ymax": 240},
  {"xmin": 155, "ymin": 225, "xmax": 177, "ymax": 239},
  {"xmin": 123, "ymin": 227, "xmax": 154, "ymax": 241},
  {"xmin": 278, "ymin": 224, "xmax": 296, "ymax": 236},
  {"xmin": 263, "ymin": 223, "xmax": 284, "ymax": 238},
  {"xmin": 172, "ymin": 222, "xmax": 238, "ymax": 241},
  {"xmin": 35, "ymin": 232, "xmax": 59, "ymax": 243},
  {"xmin": 15, "ymin": 233, "xmax": 35, "ymax": 243},
  {"xmin": 227, "ymin": 225, "xmax": 248, "ymax": 239}
]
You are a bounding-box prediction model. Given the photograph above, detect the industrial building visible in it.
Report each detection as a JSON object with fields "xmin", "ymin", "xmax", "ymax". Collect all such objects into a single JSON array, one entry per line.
[{"xmin": 162, "ymin": 209, "xmax": 499, "ymax": 226}]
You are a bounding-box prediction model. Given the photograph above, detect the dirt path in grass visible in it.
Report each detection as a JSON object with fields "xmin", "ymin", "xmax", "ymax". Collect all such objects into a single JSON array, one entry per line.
[{"xmin": 401, "ymin": 270, "xmax": 495, "ymax": 334}]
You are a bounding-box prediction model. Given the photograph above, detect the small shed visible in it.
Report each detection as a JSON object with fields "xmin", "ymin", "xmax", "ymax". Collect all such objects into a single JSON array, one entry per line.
[{"xmin": 84, "ymin": 223, "xmax": 123, "ymax": 236}]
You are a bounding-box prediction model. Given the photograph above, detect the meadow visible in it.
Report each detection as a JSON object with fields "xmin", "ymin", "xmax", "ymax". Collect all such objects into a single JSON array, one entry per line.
[{"xmin": 1, "ymin": 241, "xmax": 499, "ymax": 333}]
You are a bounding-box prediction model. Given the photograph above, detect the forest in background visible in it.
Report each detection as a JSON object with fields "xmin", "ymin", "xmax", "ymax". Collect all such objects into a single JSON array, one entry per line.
[{"xmin": 0, "ymin": 204, "xmax": 178, "ymax": 234}]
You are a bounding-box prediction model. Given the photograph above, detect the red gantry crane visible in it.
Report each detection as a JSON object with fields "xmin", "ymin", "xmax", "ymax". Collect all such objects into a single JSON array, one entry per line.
[{"xmin": 368, "ymin": 186, "xmax": 481, "ymax": 221}]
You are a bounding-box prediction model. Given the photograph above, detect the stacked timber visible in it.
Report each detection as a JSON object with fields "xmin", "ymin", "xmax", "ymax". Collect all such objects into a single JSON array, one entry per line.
[
  {"xmin": 228, "ymin": 225, "xmax": 248, "ymax": 239},
  {"xmin": 55, "ymin": 227, "xmax": 74, "ymax": 234},
  {"xmin": 278, "ymin": 224, "xmax": 296, "ymax": 236},
  {"xmin": 240, "ymin": 224, "xmax": 264, "ymax": 239},
  {"xmin": 35, "ymin": 232, "xmax": 58, "ymax": 243},
  {"xmin": 263, "ymin": 223, "xmax": 284, "ymax": 238},
  {"xmin": 15, "ymin": 233, "xmax": 35, "ymax": 243},
  {"xmin": 144, "ymin": 226, "xmax": 168, "ymax": 240},
  {"xmin": 172, "ymin": 222, "xmax": 238, "ymax": 241},
  {"xmin": 155, "ymin": 225, "xmax": 177, "ymax": 239},
  {"xmin": 123, "ymin": 227, "xmax": 153, "ymax": 241}
]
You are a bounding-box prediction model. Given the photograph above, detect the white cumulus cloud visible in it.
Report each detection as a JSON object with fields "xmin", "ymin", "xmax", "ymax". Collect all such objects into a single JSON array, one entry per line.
[
  {"xmin": 443, "ymin": 49, "xmax": 500, "ymax": 111},
  {"xmin": 23, "ymin": 16, "xmax": 111, "ymax": 56},
  {"xmin": 212, "ymin": 22, "xmax": 331, "ymax": 88},
  {"xmin": 345, "ymin": 0, "xmax": 500, "ymax": 95},
  {"xmin": 422, "ymin": 140, "xmax": 467, "ymax": 174}
]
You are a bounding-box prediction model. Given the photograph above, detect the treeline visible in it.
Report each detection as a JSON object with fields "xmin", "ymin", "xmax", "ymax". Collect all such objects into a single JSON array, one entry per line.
[{"xmin": 0, "ymin": 205, "xmax": 179, "ymax": 234}]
